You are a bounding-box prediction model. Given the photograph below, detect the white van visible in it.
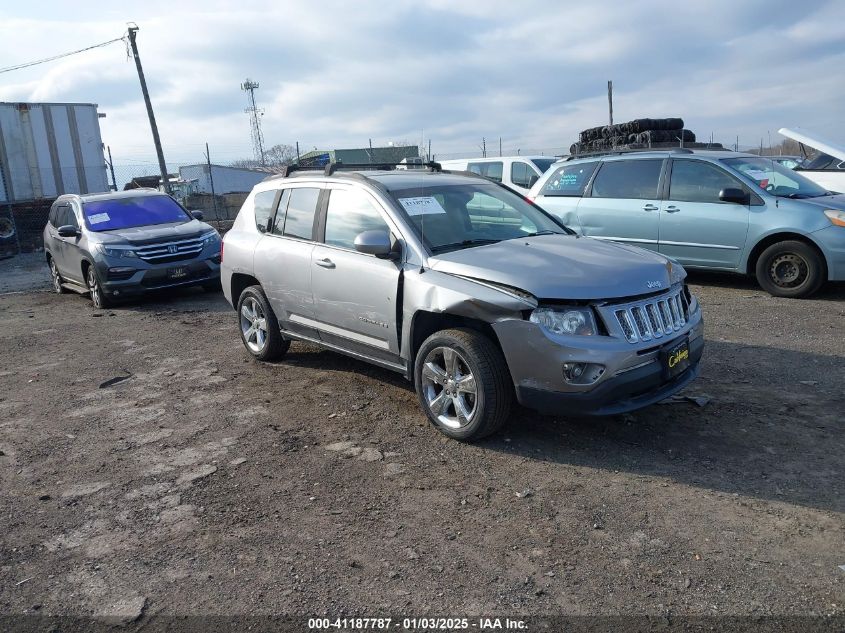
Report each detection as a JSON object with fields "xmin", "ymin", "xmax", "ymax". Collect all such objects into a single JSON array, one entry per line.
[{"xmin": 438, "ymin": 156, "xmax": 557, "ymax": 194}]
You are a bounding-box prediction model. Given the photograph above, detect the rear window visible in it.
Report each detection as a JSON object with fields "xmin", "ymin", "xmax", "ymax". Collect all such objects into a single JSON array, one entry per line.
[
  {"xmin": 590, "ymin": 159, "xmax": 663, "ymax": 199},
  {"xmin": 540, "ymin": 162, "xmax": 598, "ymax": 197},
  {"xmin": 82, "ymin": 196, "xmax": 190, "ymax": 232}
]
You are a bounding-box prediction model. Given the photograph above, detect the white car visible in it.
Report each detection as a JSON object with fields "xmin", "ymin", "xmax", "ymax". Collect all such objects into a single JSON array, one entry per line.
[
  {"xmin": 438, "ymin": 156, "xmax": 556, "ymax": 194},
  {"xmin": 779, "ymin": 127, "xmax": 845, "ymax": 193}
]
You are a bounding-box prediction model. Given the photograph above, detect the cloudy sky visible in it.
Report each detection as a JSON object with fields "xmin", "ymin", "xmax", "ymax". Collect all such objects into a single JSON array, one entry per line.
[{"xmin": 1, "ymin": 0, "xmax": 843, "ymax": 169}]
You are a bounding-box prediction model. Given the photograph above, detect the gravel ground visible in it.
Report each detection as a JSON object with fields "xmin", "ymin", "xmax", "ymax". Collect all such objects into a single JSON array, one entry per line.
[{"xmin": 0, "ymin": 259, "xmax": 843, "ymax": 630}]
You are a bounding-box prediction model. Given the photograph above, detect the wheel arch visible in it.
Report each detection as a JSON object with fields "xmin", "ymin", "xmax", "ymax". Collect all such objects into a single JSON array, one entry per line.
[
  {"xmin": 409, "ymin": 310, "xmax": 505, "ymax": 370},
  {"xmin": 744, "ymin": 231, "xmax": 828, "ymax": 278},
  {"xmin": 230, "ymin": 272, "xmax": 260, "ymax": 309}
]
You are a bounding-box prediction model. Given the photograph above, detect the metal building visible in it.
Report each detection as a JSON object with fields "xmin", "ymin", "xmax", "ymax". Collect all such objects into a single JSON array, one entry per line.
[{"xmin": 0, "ymin": 102, "xmax": 109, "ymax": 203}]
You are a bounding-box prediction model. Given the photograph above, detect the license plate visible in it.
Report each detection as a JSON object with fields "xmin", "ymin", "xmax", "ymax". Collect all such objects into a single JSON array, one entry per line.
[
  {"xmin": 662, "ymin": 338, "xmax": 690, "ymax": 379},
  {"xmin": 167, "ymin": 267, "xmax": 187, "ymax": 279}
]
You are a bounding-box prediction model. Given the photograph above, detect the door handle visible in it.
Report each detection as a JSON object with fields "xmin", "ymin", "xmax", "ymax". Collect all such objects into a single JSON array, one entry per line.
[
  {"xmin": 643, "ymin": 204, "xmax": 658, "ymax": 212},
  {"xmin": 315, "ymin": 258, "xmax": 335, "ymax": 269},
  {"xmin": 665, "ymin": 205, "xmax": 681, "ymax": 213}
]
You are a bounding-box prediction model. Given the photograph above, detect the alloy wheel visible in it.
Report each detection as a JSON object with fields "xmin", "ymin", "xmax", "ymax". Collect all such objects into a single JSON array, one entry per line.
[
  {"xmin": 420, "ymin": 346, "xmax": 478, "ymax": 429},
  {"xmin": 50, "ymin": 260, "xmax": 62, "ymax": 293},
  {"xmin": 87, "ymin": 268, "xmax": 102, "ymax": 308},
  {"xmin": 240, "ymin": 297, "xmax": 268, "ymax": 353}
]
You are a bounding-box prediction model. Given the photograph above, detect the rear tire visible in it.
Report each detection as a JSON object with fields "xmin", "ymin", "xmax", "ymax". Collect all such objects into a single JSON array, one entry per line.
[
  {"xmin": 755, "ymin": 240, "xmax": 824, "ymax": 298},
  {"xmin": 237, "ymin": 285, "xmax": 289, "ymax": 361},
  {"xmin": 414, "ymin": 328, "xmax": 512, "ymax": 441}
]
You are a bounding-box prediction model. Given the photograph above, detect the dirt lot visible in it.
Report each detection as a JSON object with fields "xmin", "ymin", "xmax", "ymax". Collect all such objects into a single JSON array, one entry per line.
[{"xmin": 1, "ymin": 262, "xmax": 844, "ymax": 629}]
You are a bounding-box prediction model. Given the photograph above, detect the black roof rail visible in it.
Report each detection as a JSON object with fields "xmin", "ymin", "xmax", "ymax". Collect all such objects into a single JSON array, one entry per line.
[{"xmin": 323, "ymin": 161, "xmax": 442, "ymax": 176}]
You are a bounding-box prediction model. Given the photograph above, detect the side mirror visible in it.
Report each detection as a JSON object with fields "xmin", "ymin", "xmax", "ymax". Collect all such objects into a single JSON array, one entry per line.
[
  {"xmin": 719, "ymin": 188, "xmax": 749, "ymax": 205},
  {"xmin": 57, "ymin": 225, "xmax": 79, "ymax": 238},
  {"xmin": 354, "ymin": 230, "xmax": 396, "ymax": 259},
  {"xmin": 191, "ymin": 210, "xmax": 205, "ymax": 221}
]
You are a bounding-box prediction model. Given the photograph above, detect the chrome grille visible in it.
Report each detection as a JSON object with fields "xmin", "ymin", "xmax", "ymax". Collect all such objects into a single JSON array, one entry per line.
[
  {"xmin": 611, "ymin": 289, "xmax": 688, "ymax": 344},
  {"xmin": 134, "ymin": 236, "xmax": 204, "ymax": 263}
]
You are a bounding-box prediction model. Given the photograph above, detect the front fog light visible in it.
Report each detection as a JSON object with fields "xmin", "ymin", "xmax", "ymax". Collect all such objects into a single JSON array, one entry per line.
[{"xmin": 563, "ymin": 362, "xmax": 605, "ymax": 385}]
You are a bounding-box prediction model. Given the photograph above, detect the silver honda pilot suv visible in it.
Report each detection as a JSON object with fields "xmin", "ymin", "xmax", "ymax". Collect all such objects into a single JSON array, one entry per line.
[{"xmin": 221, "ymin": 163, "xmax": 704, "ymax": 441}]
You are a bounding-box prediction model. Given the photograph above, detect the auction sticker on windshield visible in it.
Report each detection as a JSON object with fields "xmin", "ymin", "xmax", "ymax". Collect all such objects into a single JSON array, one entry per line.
[
  {"xmin": 88, "ymin": 213, "xmax": 110, "ymax": 224},
  {"xmin": 399, "ymin": 197, "xmax": 447, "ymax": 216}
]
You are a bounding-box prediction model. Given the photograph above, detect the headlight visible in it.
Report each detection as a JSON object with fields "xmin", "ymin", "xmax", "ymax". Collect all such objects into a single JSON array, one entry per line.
[
  {"xmin": 530, "ymin": 306, "xmax": 597, "ymax": 336},
  {"xmin": 824, "ymin": 209, "xmax": 845, "ymax": 227},
  {"xmin": 667, "ymin": 258, "xmax": 686, "ymax": 285},
  {"xmin": 95, "ymin": 244, "xmax": 137, "ymax": 258},
  {"xmin": 200, "ymin": 231, "xmax": 220, "ymax": 247}
]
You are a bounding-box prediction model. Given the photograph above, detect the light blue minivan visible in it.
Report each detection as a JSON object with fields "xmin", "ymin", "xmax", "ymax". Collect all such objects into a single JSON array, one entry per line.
[{"xmin": 528, "ymin": 149, "xmax": 845, "ymax": 298}]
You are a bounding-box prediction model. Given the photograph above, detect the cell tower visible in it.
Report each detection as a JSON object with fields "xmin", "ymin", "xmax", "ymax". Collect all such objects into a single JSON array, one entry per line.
[{"xmin": 241, "ymin": 78, "xmax": 266, "ymax": 166}]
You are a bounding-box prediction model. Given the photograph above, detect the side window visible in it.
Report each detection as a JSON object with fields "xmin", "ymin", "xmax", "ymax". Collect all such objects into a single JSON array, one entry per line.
[
  {"xmin": 48, "ymin": 205, "xmax": 58, "ymax": 226},
  {"xmin": 590, "ymin": 159, "xmax": 663, "ymax": 200},
  {"xmin": 324, "ymin": 189, "xmax": 390, "ymax": 250},
  {"xmin": 271, "ymin": 189, "xmax": 291, "ymax": 235},
  {"xmin": 669, "ymin": 160, "xmax": 747, "ymax": 203},
  {"xmin": 510, "ymin": 162, "xmax": 535, "ymax": 188},
  {"xmin": 282, "ymin": 188, "xmax": 321, "ymax": 240},
  {"xmin": 541, "ymin": 161, "xmax": 598, "ymax": 197},
  {"xmin": 467, "ymin": 162, "xmax": 504, "ymax": 183},
  {"xmin": 56, "ymin": 206, "xmax": 76, "ymax": 228},
  {"xmin": 253, "ymin": 190, "xmax": 277, "ymax": 233}
]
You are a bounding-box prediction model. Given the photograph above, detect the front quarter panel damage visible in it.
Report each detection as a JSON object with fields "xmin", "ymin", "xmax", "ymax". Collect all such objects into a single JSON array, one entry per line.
[{"xmin": 399, "ymin": 268, "xmax": 536, "ymax": 360}]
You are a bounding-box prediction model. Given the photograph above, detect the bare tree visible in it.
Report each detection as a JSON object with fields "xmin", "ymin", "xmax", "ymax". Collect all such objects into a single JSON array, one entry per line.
[{"xmin": 230, "ymin": 143, "xmax": 298, "ymax": 169}]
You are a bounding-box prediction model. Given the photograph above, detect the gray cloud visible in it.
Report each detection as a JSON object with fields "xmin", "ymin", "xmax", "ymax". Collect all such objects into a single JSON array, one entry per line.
[{"xmin": 0, "ymin": 0, "xmax": 842, "ymax": 165}]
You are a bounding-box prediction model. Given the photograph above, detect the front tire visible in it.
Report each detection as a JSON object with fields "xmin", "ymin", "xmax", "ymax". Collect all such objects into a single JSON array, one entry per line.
[
  {"xmin": 48, "ymin": 257, "xmax": 67, "ymax": 294},
  {"xmin": 414, "ymin": 328, "xmax": 512, "ymax": 441},
  {"xmin": 86, "ymin": 264, "xmax": 112, "ymax": 308},
  {"xmin": 237, "ymin": 285, "xmax": 289, "ymax": 361},
  {"xmin": 755, "ymin": 240, "xmax": 824, "ymax": 298}
]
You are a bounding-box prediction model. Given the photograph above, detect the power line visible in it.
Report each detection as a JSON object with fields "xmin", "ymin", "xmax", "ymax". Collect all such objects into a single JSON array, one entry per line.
[{"xmin": 0, "ymin": 35, "xmax": 126, "ymax": 74}]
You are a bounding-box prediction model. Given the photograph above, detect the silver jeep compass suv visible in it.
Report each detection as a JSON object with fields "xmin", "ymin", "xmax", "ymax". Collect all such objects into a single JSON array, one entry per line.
[{"xmin": 221, "ymin": 163, "xmax": 704, "ymax": 440}]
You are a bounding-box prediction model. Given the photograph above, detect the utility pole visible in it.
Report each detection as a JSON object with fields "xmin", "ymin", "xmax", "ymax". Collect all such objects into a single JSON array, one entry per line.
[
  {"xmin": 295, "ymin": 141, "xmax": 300, "ymax": 165},
  {"xmin": 482, "ymin": 137, "xmax": 486, "ymax": 158},
  {"xmin": 127, "ymin": 24, "xmax": 170, "ymax": 194},
  {"xmin": 368, "ymin": 138, "xmax": 374, "ymax": 163},
  {"xmin": 241, "ymin": 79, "xmax": 266, "ymax": 167},
  {"xmin": 428, "ymin": 139, "xmax": 431, "ymax": 162},
  {"xmin": 106, "ymin": 146, "xmax": 117, "ymax": 191},
  {"xmin": 499, "ymin": 137, "xmax": 502, "ymax": 157},
  {"xmin": 607, "ymin": 80, "xmax": 614, "ymax": 125},
  {"xmin": 205, "ymin": 142, "xmax": 219, "ymax": 224}
]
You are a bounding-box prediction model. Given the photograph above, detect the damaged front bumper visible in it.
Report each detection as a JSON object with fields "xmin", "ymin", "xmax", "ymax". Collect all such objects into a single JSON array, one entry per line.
[{"xmin": 492, "ymin": 307, "xmax": 704, "ymax": 416}]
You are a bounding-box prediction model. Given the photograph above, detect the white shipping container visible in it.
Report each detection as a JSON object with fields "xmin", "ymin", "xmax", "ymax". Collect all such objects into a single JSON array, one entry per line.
[{"xmin": 0, "ymin": 102, "xmax": 109, "ymax": 203}]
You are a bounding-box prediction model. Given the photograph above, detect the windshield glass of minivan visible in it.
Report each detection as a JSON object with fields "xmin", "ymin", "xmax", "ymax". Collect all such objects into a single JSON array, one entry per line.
[
  {"xmin": 82, "ymin": 196, "xmax": 192, "ymax": 231},
  {"xmin": 530, "ymin": 158, "xmax": 556, "ymax": 173},
  {"xmin": 722, "ymin": 157, "xmax": 829, "ymax": 198},
  {"xmin": 388, "ymin": 183, "xmax": 569, "ymax": 253}
]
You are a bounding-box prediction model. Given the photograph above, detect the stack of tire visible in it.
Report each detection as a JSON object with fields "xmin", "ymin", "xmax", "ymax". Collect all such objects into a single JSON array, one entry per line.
[{"xmin": 570, "ymin": 117, "xmax": 700, "ymax": 155}]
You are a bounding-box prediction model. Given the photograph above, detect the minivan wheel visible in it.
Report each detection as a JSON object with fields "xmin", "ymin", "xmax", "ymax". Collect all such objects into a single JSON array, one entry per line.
[
  {"xmin": 755, "ymin": 240, "xmax": 824, "ymax": 299},
  {"xmin": 414, "ymin": 328, "xmax": 512, "ymax": 441},
  {"xmin": 237, "ymin": 285, "xmax": 289, "ymax": 361},
  {"xmin": 48, "ymin": 257, "xmax": 67, "ymax": 294},
  {"xmin": 86, "ymin": 265, "xmax": 112, "ymax": 308}
]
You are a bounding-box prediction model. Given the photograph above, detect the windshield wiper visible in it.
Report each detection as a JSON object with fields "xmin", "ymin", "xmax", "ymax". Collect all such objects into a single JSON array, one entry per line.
[
  {"xmin": 520, "ymin": 230, "xmax": 564, "ymax": 237},
  {"xmin": 430, "ymin": 238, "xmax": 500, "ymax": 253}
]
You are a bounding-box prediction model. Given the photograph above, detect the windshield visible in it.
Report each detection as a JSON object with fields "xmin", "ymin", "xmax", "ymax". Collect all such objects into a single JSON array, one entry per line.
[
  {"xmin": 388, "ymin": 182, "xmax": 569, "ymax": 254},
  {"xmin": 722, "ymin": 157, "xmax": 830, "ymax": 199},
  {"xmin": 82, "ymin": 196, "xmax": 192, "ymax": 232},
  {"xmin": 530, "ymin": 158, "xmax": 557, "ymax": 173}
]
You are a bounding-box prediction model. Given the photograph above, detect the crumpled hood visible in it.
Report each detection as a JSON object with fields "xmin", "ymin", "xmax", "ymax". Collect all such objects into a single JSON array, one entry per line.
[
  {"xmin": 93, "ymin": 220, "xmax": 211, "ymax": 246},
  {"xmin": 427, "ymin": 234, "xmax": 680, "ymax": 300}
]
